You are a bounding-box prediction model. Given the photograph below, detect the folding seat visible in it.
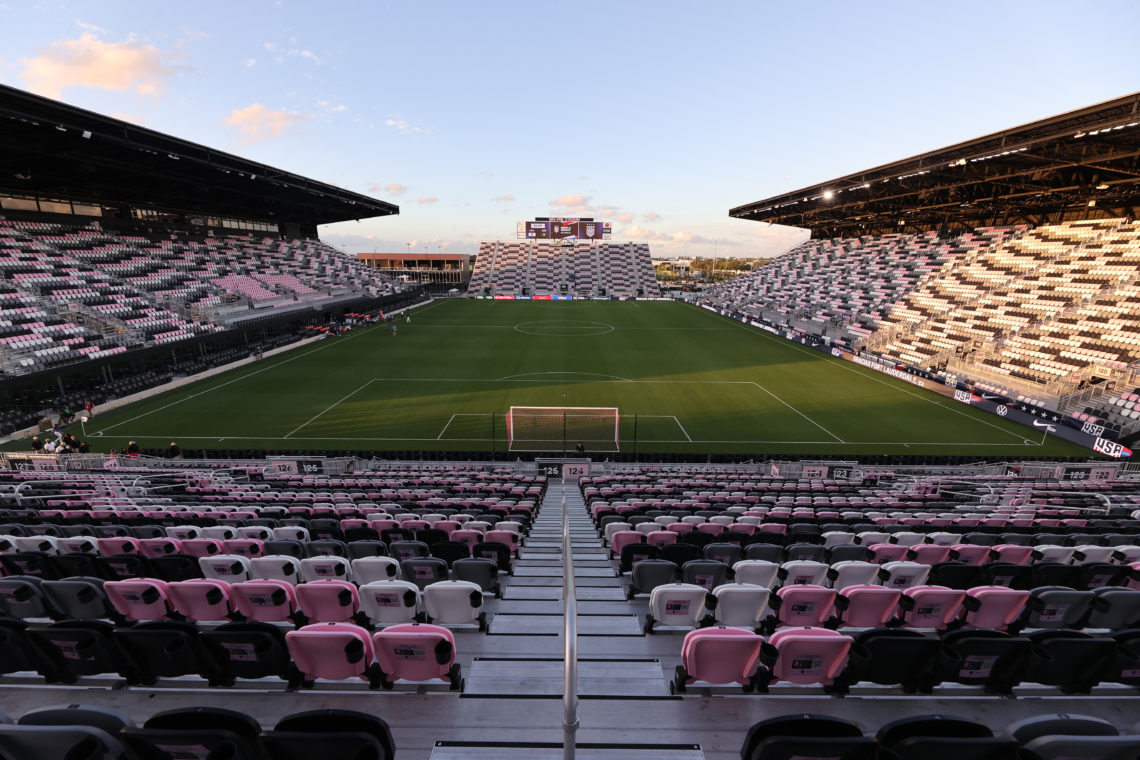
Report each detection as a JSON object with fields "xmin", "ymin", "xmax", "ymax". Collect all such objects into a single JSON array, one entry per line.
[
  {"xmin": 991, "ymin": 544, "xmax": 1036, "ymax": 565},
  {"xmin": 760, "ymin": 627, "xmax": 853, "ymax": 689},
  {"xmin": 0, "ymin": 723, "xmax": 130, "ymax": 760},
  {"xmin": 926, "ymin": 562, "xmax": 986, "ymax": 590},
  {"xmin": 1073, "ymin": 544, "xmax": 1119, "ymax": 564},
  {"xmin": 671, "ymin": 626, "xmax": 766, "ymax": 693},
  {"xmin": 238, "ymin": 525, "xmax": 274, "ymax": 540},
  {"xmin": 179, "ymin": 538, "xmax": 224, "ymax": 558},
  {"xmin": 876, "ymin": 715, "xmax": 1019, "ymax": 760},
  {"xmin": 450, "ymin": 528, "xmax": 483, "ymax": 549},
  {"xmin": 678, "ymin": 531, "xmax": 716, "ymax": 549},
  {"xmin": 112, "ymin": 620, "xmax": 207, "ymax": 682},
  {"xmin": 926, "ymin": 531, "xmax": 962, "ymax": 547},
  {"xmin": 997, "ymin": 533, "xmax": 1035, "ymax": 547},
  {"xmin": 295, "ymin": 579, "xmax": 363, "ymax": 624},
  {"xmin": 681, "ymin": 559, "xmax": 729, "ymax": 590},
  {"xmin": 703, "ymin": 542, "xmax": 743, "ymax": 567},
  {"xmin": 472, "ymin": 541, "xmax": 512, "ymax": 572},
  {"xmin": 166, "ymin": 525, "xmax": 202, "ymax": 540},
  {"xmin": 0, "ymin": 619, "xmax": 52, "ymax": 679},
  {"xmin": 608, "ymin": 530, "xmax": 643, "ymax": 559},
  {"xmin": 167, "ymin": 578, "xmax": 237, "ymax": 622},
  {"xmin": 96, "ymin": 551, "xmax": 154, "ymax": 581},
  {"xmin": 836, "ymin": 585, "xmax": 901, "ymax": 628},
  {"xmin": 775, "ymin": 585, "xmax": 838, "ymax": 628},
  {"xmin": 198, "ymin": 554, "xmax": 252, "ymax": 582},
  {"xmin": 827, "ymin": 560, "xmax": 879, "ymax": 591},
  {"xmin": 939, "ymin": 628, "xmax": 1038, "ymax": 694},
  {"xmin": 400, "ymin": 557, "xmax": 450, "ymax": 590},
  {"xmin": 95, "ymin": 536, "xmax": 140, "ymax": 557},
  {"xmin": 626, "ymin": 559, "xmax": 679, "ymax": 599},
  {"xmin": 305, "ymin": 539, "xmax": 349, "ymax": 558},
  {"xmin": 27, "ymin": 620, "xmax": 143, "ymax": 683},
  {"xmin": 308, "ymin": 518, "xmax": 344, "ymax": 541},
  {"xmin": 1086, "ymin": 587, "xmax": 1140, "ymax": 629},
  {"xmin": 357, "ymin": 571, "xmax": 420, "ymax": 616},
  {"xmin": 961, "ymin": 586, "xmax": 1029, "ymax": 631},
  {"xmin": 104, "ymin": 578, "xmax": 173, "ymax": 622},
  {"xmin": 351, "ymin": 556, "xmax": 401, "ymax": 584},
  {"xmin": 867, "ymin": 544, "xmax": 909, "ymax": 564},
  {"xmin": 259, "ymin": 709, "xmax": 395, "ymax": 760},
  {"xmin": 452, "ymin": 557, "xmax": 501, "ymax": 597},
  {"xmin": 739, "ymin": 714, "xmax": 876, "ymax": 760},
  {"xmin": 372, "ymin": 622, "xmax": 461, "ymax": 689},
  {"xmin": 58, "ymin": 536, "xmax": 100, "ymax": 555},
  {"xmin": 388, "ymin": 539, "xmax": 430, "ymax": 561},
  {"xmin": 249, "ymin": 554, "xmax": 303, "ymax": 584},
  {"xmin": 1022, "ymin": 629, "xmax": 1124, "ymax": 692},
  {"xmin": 1025, "ymin": 586, "xmax": 1096, "ymax": 629},
  {"xmin": 273, "ymin": 526, "xmax": 309, "ymax": 542},
  {"xmin": 1009, "ymin": 714, "xmax": 1139, "ymax": 760},
  {"xmin": 710, "ymin": 583, "xmax": 776, "ymax": 630},
  {"xmin": 221, "ymin": 539, "xmax": 265, "ymax": 558},
  {"xmin": 619, "ymin": 542, "xmax": 661, "ymax": 573},
  {"xmin": 422, "ymin": 580, "xmax": 487, "ymax": 630},
  {"xmin": 645, "ymin": 583, "xmax": 712, "ymax": 632},
  {"xmin": 857, "ymin": 531, "xmax": 891, "ymax": 546},
  {"xmin": 41, "ymin": 576, "xmax": 119, "ymax": 621},
  {"xmin": 199, "ymin": 621, "xmax": 302, "ymax": 687},
  {"xmin": 732, "ymin": 560, "xmax": 781, "ymax": 589},
  {"xmin": 661, "ymin": 542, "xmax": 702, "ymax": 566},
  {"xmin": 120, "ymin": 707, "xmax": 262, "ymax": 760},
  {"xmin": 897, "ymin": 586, "xmax": 966, "ymax": 630},
  {"xmin": 11, "ymin": 535, "xmax": 59, "ymax": 555},
  {"xmin": 430, "ymin": 540, "xmax": 471, "ymax": 567},
  {"xmin": 878, "ymin": 561, "xmax": 931, "ymax": 589},
  {"xmin": 822, "ymin": 530, "xmax": 857, "ymax": 547},
  {"xmin": 345, "ymin": 540, "xmax": 388, "ymax": 559},
  {"xmin": 0, "ymin": 576, "xmax": 54, "ymax": 620},
  {"xmin": 1034, "ymin": 545, "xmax": 1078, "ymax": 564},
  {"xmin": 951, "ymin": 543, "xmax": 994, "ymax": 565},
  {"xmin": 264, "ymin": 539, "xmax": 305, "ymax": 558},
  {"xmin": 136, "ymin": 538, "xmax": 181, "ymax": 559},
  {"xmin": 201, "ymin": 526, "xmax": 238, "ymax": 541},
  {"xmin": 780, "ymin": 560, "xmax": 829, "ymax": 586},
  {"xmin": 230, "ymin": 579, "xmax": 305, "ymax": 624},
  {"xmin": 837, "ymin": 628, "xmax": 952, "ymax": 693},
  {"xmin": 1030, "ymin": 562, "xmax": 1083, "ymax": 588},
  {"xmin": 907, "ymin": 545, "xmax": 952, "ymax": 565},
  {"xmin": 827, "ymin": 544, "xmax": 870, "ymax": 563},
  {"xmin": 1074, "ymin": 562, "xmax": 1129, "ymax": 590},
  {"xmin": 891, "ymin": 532, "xmax": 927, "ymax": 547}
]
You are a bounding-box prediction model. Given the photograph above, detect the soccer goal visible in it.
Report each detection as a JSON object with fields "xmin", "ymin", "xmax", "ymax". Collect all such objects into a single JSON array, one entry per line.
[{"xmin": 506, "ymin": 406, "xmax": 620, "ymax": 452}]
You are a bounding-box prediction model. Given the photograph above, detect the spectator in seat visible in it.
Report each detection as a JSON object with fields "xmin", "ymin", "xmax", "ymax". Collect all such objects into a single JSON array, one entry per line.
[
  {"xmin": 127, "ymin": 441, "xmax": 140, "ymax": 458},
  {"xmin": 167, "ymin": 442, "xmax": 182, "ymax": 459},
  {"xmin": 31, "ymin": 436, "xmax": 43, "ymax": 452}
]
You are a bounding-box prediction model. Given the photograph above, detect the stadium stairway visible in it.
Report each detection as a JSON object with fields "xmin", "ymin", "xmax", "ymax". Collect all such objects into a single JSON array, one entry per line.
[{"xmin": 438, "ymin": 479, "xmax": 704, "ymax": 758}]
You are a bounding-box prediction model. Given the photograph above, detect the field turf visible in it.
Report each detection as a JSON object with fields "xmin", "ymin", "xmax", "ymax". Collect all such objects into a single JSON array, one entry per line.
[{"xmin": 17, "ymin": 299, "xmax": 1093, "ymax": 457}]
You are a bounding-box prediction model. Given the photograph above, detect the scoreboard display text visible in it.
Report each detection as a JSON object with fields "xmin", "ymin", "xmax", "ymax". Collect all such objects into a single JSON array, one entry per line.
[{"xmin": 517, "ymin": 219, "xmax": 612, "ymax": 240}]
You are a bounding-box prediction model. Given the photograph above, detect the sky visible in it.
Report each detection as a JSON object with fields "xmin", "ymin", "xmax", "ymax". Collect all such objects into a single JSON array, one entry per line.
[{"xmin": 2, "ymin": 1, "xmax": 1139, "ymax": 259}]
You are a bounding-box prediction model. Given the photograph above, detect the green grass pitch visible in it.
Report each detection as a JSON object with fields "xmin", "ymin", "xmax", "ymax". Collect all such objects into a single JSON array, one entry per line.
[{"xmin": 24, "ymin": 299, "xmax": 1092, "ymax": 457}]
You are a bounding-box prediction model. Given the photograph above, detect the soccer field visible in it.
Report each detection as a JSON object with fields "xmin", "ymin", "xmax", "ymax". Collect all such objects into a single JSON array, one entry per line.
[{"xmin": 35, "ymin": 299, "xmax": 1092, "ymax": 457}]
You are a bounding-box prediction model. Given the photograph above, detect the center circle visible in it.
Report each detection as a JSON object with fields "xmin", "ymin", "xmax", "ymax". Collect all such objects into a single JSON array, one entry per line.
[{"xmin": 513, "ymin": 320, "xmax": 615, "ymax": 337}]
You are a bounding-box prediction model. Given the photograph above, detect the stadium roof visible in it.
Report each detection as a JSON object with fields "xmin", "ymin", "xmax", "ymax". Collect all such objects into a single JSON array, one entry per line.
[
  {"xmin": 0, "ymin": 83, "xmax": 398, "ymax": 227},
  {"xmin": 731, "ymin": 92, "xmax": 1140, "ymax": 238}
]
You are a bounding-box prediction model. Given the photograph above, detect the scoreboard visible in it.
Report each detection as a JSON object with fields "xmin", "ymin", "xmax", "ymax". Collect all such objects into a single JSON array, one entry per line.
[{"xmin": 517, "ymin": 218, "xmax": 612, "ymax": 240}]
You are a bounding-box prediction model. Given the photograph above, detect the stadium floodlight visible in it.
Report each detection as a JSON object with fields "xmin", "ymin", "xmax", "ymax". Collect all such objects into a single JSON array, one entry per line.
[
  {"xmin": 822, "ymin": 190, "xmax": 834, "ymax": 200},
  {"xmin": 505, "ymin": 406, "xmax": 619, "ymax": 453}
]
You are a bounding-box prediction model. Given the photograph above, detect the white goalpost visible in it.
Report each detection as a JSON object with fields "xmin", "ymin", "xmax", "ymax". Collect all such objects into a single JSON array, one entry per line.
[{"xmin": 505, "ymin": 406, "xmax": 620, "ymax": 452}]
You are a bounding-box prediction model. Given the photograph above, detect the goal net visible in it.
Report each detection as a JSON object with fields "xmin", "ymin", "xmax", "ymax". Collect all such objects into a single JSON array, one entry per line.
[{"xmin": 506, "ymin": 406, "xmax": 619, "ymax": 452}]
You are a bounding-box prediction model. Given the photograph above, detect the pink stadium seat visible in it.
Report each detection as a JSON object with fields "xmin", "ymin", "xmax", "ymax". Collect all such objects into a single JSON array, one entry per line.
[
  {"xmin": 837, "ymin": 585, "xmax": 901, "ymax": 627},
  {"xmin": 898, "ymin": 586, "xmax": 967, "ymax": 630},
  {"xmin": 962, "ymin": 586, "xmax": 1030, "ymax": 631},
  {"xmin": 673, "ymin": 626, "xmax": 766, "ymax": 692},
  {"xmin": 167, "ymin": 578, "xmax": 235, "ymax": 622},
  {"xmin": 775, "ymin": 585, "xmax": 837, "ymax": 627},
  {"xmin": 295, "ymin": 579, "xmax": 362, "ymax": 623},
  {"xmin": 104, "ymin": 578, "xmax": 173, "ymax": 622},
  {"xmin": 230, "ymin": 579, "xmax": 303, "ymax": 623},
  {"xmin": 286, "ymin": 623, "xmax": 378, "ymax": 685},
  {"xmin": 765, "ymin": 627, "xmax": 852, "ymax": 686},
  {"xmin": 372, "ymin": 623, "xmax": 461, "ymax": 689}
]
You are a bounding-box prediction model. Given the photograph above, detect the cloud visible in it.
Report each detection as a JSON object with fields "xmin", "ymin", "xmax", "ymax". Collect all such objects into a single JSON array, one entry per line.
[
  {"xmin": 492, "ymin": 194, "xmax": 515, "ymax": 202},
  {"xmin": 365, "ymin": 182, "xmax": 407, "ymax": 196},
  {"xmin": 643, "ymin": 211, "xmax": 662, "ymax": 222},
  {"xmin": 20, "ymin": 32, "xmax": 181, "ymax": 98},
  {"xmin": 222, "ymin": 103, "xmax": 307, "ymax": 144},
  {"xmin": 385, "ymin": 118, "xmax": 426, "ymax": 135},
  {"xmin": 111, "ymin": 112, "xmax": 147, "ymax": 125},
  {"xmin": 614, "ymin": 212, "xmax": 634, "ymax": 224},
  {"xmin": 619, "ymin": 225, "xmax": 731, "ymax": 246},
  {"xmin": 315, "ymin": 99, "xmax": 347, "ymax": 114},
  {"xmin": 181, "ymin": 27, "xmax": 212, "ymax": 39},
  {"xmin": 299, "ymin": 50, "xmax": 320, "ymax": 64},
  {"xmin": 75, "ymin": 20, "xmax": 105, "ymax": 35},
  {"xmin": 417, "ymin": 196, "xmax": 438, "ymax": 205},
  {"xmin": 550, "ymin": 193, "xmax": 591, "ymax": 210},
  {"xmin": 244, "ymin": 58, "xmax": 256, "ymax": 67}
]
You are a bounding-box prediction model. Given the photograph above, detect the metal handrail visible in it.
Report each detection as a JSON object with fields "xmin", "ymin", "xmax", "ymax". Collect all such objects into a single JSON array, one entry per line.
[{"xmin": 561, "ymin": 487, "xmax": 579, "ymax": 760}]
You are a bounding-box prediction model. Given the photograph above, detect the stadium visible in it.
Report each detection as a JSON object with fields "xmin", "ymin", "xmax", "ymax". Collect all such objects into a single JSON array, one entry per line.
[{"xmin": 1, "ymin": 18, "xmax": 1140, "ymax": 760}]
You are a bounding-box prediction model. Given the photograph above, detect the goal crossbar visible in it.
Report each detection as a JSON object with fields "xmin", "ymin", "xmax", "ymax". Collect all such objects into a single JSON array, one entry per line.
[{"xmin": 506, "ymin": 406, "xmax": 619, "ymax": 452}]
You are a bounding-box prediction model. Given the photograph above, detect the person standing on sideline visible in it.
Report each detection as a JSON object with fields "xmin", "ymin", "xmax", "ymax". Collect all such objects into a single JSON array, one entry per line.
[
  {"xmin": 575, "ymin": 441, "xmax": 586, "ymax": 456},
  {"xmin": 167, "ymin": 442, "xmax": 183, "ymax": 459},
  {"xmin": 406, "ymin": 315, "xmax": 411, "ymax": 324},
  {"xmin": 126, "ymin": 440, "xmax": 140, "ymax": 458},
  {"xmin": 84, "ymin": 399, "xmax": 94, "ymax": 418}
]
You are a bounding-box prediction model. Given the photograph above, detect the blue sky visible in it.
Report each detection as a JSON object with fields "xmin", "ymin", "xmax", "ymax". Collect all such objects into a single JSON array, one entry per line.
[{"xmin": 2, "ymin": 1, "xmax": 1139, "ymax": 258}]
